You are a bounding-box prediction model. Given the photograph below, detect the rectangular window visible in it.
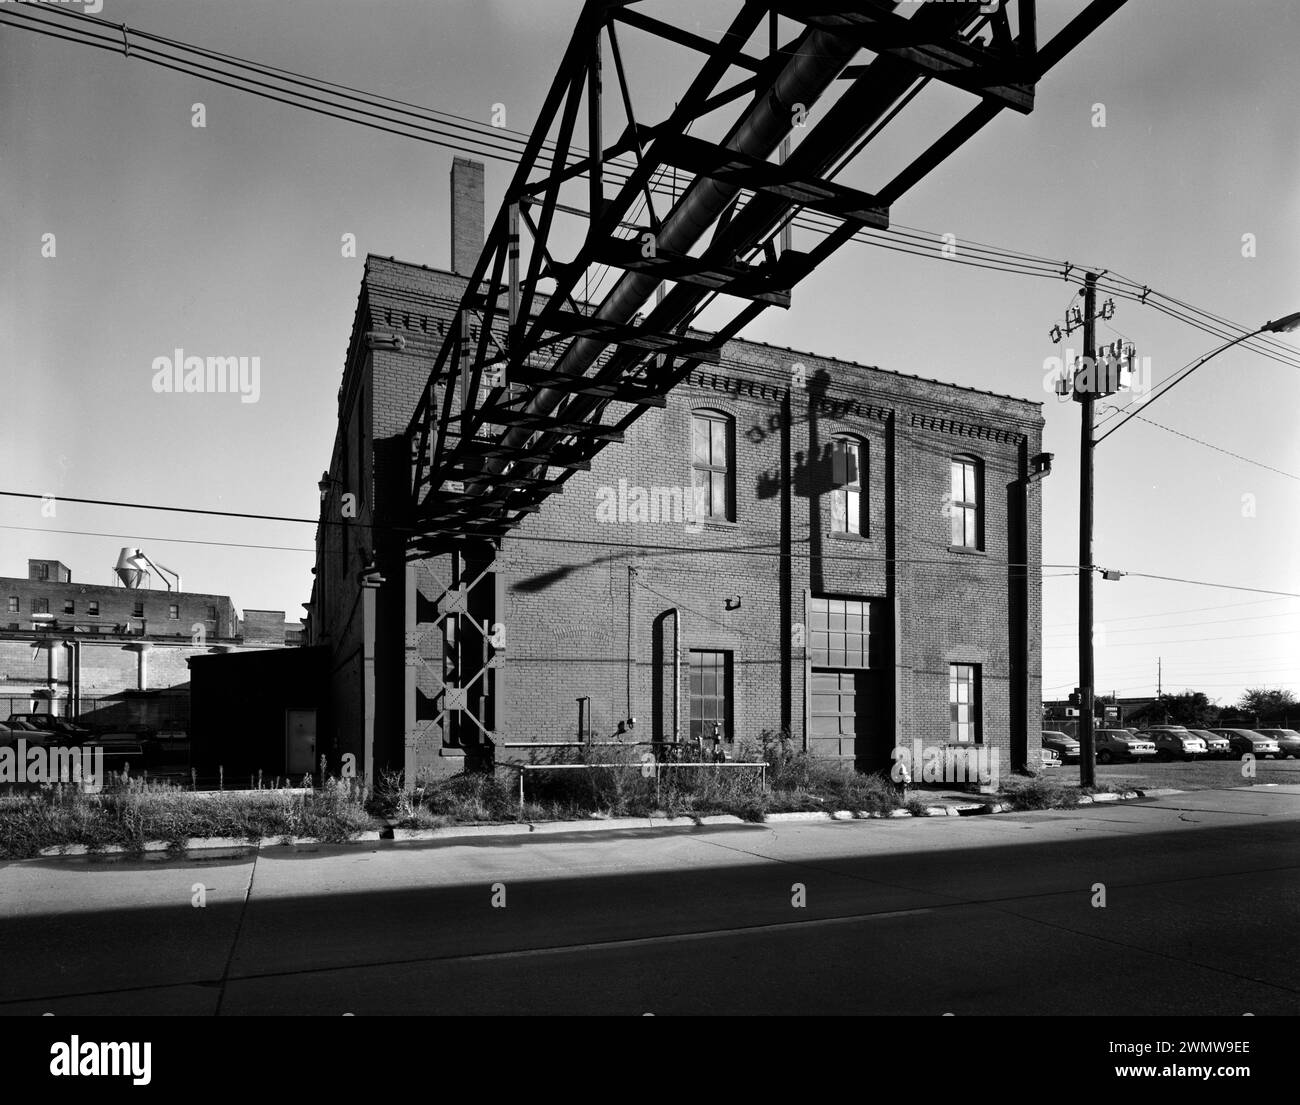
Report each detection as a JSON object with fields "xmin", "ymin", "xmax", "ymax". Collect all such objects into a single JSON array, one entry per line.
[
  {"xmin": 88, "ymin": 601, "xmax": 99, "ymax": 616},
  {"xmin": 35, "ymin": 563, "xmax": 49, "ymax": 580},
  {"xmin": 831, "ymin": 440, "xmax": 863, "ymax": 535},
  {"xmin": 950, "ymin": 458, "xmax": 981, "ymax": 549},
  {"xmin": 688, "ymin": 650, "xmax": 731, "ymax": 743},
  {"xmin": 63, "ymin": 600, "xmax": 75, "ymax": 614},
  {"xmin": 168, "ymin": 604, "xmax": 179, "ymax": 619},
  {"xmin": 950, "ymin": 664, "xmax": 981, "ymax": 744},
  {"xmin": 808, "ymin": 596, "xmax": 871, "ymax": 669},
  {"xmin": 690, "ymin": 414, "xmax": 730, "ymax": 521},
  {"xmin": 7, "ymin": 597, "xmax": 17, "ymax": 613},
  {"xmin": 32, "ymin": 597, "xmax": 49, "ymax": 614},
  {"xmin": 132, "ymin": 601, "xmax": 145, "ymax": 618},
  {"xmin": 206, "ymin": 605, "xmax": 217, "ymax": 621}
]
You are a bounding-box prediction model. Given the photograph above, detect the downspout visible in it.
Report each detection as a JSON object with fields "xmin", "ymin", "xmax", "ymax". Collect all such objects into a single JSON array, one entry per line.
[
  {"xmin": 627, "ymin": 566, "xmax": 637, "ymax": 722},
  {"xmin": 672, "ymin": 607, "xmax": 680, "ymax": 749},
  {"xmin": 66, "ymin": 640, "xmax": 79, "ymax": 720}
]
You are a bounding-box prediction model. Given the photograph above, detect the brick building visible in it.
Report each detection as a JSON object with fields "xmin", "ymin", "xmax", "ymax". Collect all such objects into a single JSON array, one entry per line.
[
  {"xmin": 1, "ymin": 555, "xmax": 299, "ymax": 732},
  {"xmin": 305, "ymin": 159, "xmax": 1047, "ymax": 783}
]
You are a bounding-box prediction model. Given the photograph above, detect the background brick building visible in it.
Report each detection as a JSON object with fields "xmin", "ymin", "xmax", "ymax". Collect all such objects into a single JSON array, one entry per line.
[
  {"xmin": 1, "ymin": 555, "xmax": 299, "ymax": 733},
  {"xmin": 305, "ymin": 160, "xmax": 1046, "ymax": 783}
]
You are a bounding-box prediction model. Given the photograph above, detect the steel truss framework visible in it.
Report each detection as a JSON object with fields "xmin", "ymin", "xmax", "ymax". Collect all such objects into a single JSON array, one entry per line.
[
  {"xmin": 400, "ymin": 0, "xmax": 1127, "ymax": 761},
  {"xmin": 406, "ymin": 0, "xmax": 1127, "ymax": 551},
  {"xmin": 406, "ymin": 551, "xmax": 503, "ymax": 762}
]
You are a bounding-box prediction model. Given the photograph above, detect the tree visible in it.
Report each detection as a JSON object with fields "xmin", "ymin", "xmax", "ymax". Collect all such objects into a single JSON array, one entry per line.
[
  {"xmin": 1125, "ymin": 691, "xmax": 1218, "ymax": 729},
  {"xmin": 1237, "ymin": 688, "xmax": 1300, "ymax": 727}
]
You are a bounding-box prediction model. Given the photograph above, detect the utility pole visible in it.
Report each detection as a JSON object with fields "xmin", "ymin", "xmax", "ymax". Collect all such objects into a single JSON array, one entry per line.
[
  {"xmin": 1048, "ymin": 272, "xmax": 1132, "ymax": 788},
  {"xmin": 1078, "ymin": 272, "xmax": 1098, "ymax": 788},
  {"xmin": 1157, "ymin": 656, "xmax": 1162, "ymax": 696}
]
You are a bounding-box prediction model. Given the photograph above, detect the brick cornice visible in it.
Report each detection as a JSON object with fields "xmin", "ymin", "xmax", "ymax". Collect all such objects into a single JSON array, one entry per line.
[{"xmin": 908, "ymin": 411, "xmax": 1026, "ymax": 445}]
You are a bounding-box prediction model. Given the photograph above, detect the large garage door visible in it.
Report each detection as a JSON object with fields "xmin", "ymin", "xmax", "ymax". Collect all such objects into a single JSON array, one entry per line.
[
  {"xmin": 808, "ymin": 596, "xmax": 887, "ymax": 771},
  {"xmin": 810, "ymin": 672, "xmax": 857, "ymax": 761}
]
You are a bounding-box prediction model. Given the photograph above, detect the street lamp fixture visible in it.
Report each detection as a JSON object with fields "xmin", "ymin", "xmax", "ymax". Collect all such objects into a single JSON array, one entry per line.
[
  {"xmin": 1096, "ymin": 309, "xmax": 1300, "ymax": 445},
  {"xmin": 1262, "ymin": 311, "xmax": 1300, "ymax": 333}
]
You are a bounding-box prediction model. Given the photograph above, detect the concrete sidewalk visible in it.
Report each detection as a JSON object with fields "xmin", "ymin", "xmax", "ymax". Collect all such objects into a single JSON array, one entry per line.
[{"xmin": 2, "ymin": 785, "xmax": 1296, "ymax": 1016}]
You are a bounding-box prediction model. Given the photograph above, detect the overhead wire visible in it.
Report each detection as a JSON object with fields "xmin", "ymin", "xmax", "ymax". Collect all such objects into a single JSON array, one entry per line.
[
  {"xmin": 6, "ymin": 3, "xmax": 1300, "ymax": 607},
  {"xmin": 8, "ymin": 1, "xmax": 1300, "ymax": 383}
]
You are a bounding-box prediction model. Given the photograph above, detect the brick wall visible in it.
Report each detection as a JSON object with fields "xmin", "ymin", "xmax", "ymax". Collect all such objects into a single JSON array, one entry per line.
[
  {"xmin": 241, "ymin": 609, "xmax": 289, "ymax": 646},
  {"xmin": 449, "ymin": 157, "xmax": 484, "ymax": 276},
  {"xmin": 314, "ymin": 252, "xmax": 1044, "ymax": 782},
  {"xmin": 0, "ymin": 576, "xmax": 238, "ymax": 639}
]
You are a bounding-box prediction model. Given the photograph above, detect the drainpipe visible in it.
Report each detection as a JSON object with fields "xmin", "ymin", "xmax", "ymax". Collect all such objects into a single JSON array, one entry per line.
[
  {"xmin": 671, "ymin": 607, "xmax": 681, "ymax": 749},
  {"xmin": 627, "ymin": 566, "xmax": 637, "ymax": 721},
  {"xmin": 65, "ymin": 640, "xmax": 79, "ymax": 720}
]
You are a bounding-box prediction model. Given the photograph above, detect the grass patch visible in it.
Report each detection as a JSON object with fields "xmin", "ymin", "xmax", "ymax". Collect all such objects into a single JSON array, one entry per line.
[
  {"xmin": 998, "ymin": 773, "xmax": 1130, "ymax": 811},
  {"xmin": 1, "ymin": 729, "xmax": 965, "ymax": 856},
  {"xmin": 0, "ymin": 777, "xmax": 376, "ymax": 859}
]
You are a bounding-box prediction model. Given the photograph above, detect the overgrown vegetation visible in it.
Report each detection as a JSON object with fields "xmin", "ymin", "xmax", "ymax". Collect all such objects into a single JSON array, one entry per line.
[
  {"xmin": 3, "ymin": 728, "xmax": 1142, "ymax": 857},
  {"xmin": 0, "ymin": 777, "xmax": 374, "ymax": 859},
  {"xmin": 372, "ymin": 728, "xmax": 907, "ymax": 826},
  {"xmin": 999, "ymin": 775, "xmax": 1127, "ymax": 811}
]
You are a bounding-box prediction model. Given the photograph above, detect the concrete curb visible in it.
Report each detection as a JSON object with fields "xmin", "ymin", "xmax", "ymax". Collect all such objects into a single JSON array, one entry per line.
[
  {"xmin": 21, "ymin": 788, "xmax": 1176, "ymax": 858},
  {"xmin": 37, "ymin": 838, "xmax": 255, "ymax": 857}
]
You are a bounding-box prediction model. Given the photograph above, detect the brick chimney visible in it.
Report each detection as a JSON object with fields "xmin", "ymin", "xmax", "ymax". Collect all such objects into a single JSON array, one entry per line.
[{"xmin": 450, "ymin": 157, "xmax": 484, "ymax": 275}]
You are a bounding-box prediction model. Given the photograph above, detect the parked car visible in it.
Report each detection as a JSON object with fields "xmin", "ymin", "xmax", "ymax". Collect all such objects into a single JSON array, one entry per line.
[
  {"xmin": 1038, "ymin": 747, "xmax": 1061, "ymax": 769},
  {"xmin": 91, "ymin": 733, "xmax": 159, "ymax": 764},
  {"xmin": 1041, "ymin": 730, "xmax": 1080, "ymax": 763},
  {"xmin": 1209, "ymin": 728, "xmax": 1281, "ymax": 758},
  {"xmin": 1187, "ymin": 729, "xmax": 1231, "ymax": 758},
  {"xmin": 1253, "ymin": 729, "xmax": 1300, "ymax": 758},
  {"xmin": 1141, "ymin": 727, "xmax": 1207, "ymax": 760},
  {"xmin": 1093, "ymin": 729, "xmax": 1157, "ymax": 763},
  {"xmin": 2, "ymin": 719, "xmax": 49, "ymax": 743},
  {"xmin": 84, "ymin": 733, "xmax": 147, "ymax": 775},
  {"xmin": 6, "ymin": 713, "xmax": 92, "ymax": 745}
]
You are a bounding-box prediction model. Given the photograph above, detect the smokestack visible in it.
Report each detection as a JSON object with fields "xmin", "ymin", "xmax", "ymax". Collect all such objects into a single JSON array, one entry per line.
[{"xmin": 450, "ymin": 157, "xmax": 484, "ymax": 276}]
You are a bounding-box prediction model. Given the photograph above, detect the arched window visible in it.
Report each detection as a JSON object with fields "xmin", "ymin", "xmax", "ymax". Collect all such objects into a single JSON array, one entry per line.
[
  {"xmin": 950, "ymin": 455, "xmax": 983, "ymax": 549},
  {"xmin": 830, "ymin": 436, "xmax": 866, "ymax": 535},
  {"xmin": 690, "ymin": 410, "xmax": 733, "ymax": 522}
]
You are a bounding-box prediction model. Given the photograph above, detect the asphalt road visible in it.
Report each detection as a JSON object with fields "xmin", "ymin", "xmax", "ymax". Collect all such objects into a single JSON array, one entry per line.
[{"xmin": 1, "ymin": 785, "xmax": 1297, "ymax": 1016}]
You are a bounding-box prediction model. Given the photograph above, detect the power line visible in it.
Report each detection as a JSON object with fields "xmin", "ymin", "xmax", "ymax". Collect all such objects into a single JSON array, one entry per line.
[
  {"xmin": 5, "ymin": 487, "xmax": 1299, "ymax": 598},
  {"xmin": 1096, "ymin": 408, "xmax": 1300, "ymax": 480},
  {"xmin": 1046, "ymin": 596, "xmax": 1300, "ymax": 628},
  {"xmin": 1043, "ymin": 611, "xmax": 1300, "ymax": 636},
  {"xmin": 1121, "ymin": 572, "xmax": 1300, "ymax": 599},
  {"xmin": 1044, "ymin": 628, "xmax": 1300, "ymax": 648},
  {"xmin": 9, "ymin": 2, "xmax": 1300, "ymax": 383},
  {"xmin": 0, "ymin": 490, "xmax": 320, "ymax": 527},
  {"xmin": 0, "ymin": 523, "xmax": 314, "ymax": 554}
]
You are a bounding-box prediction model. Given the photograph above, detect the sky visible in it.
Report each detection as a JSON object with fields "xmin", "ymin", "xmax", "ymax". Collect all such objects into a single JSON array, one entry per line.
[{"xmin": 2, "ymin": 0, "xmax": 1297, "ymax": 708}]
